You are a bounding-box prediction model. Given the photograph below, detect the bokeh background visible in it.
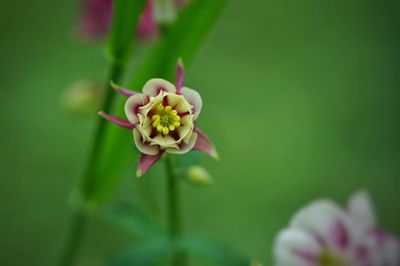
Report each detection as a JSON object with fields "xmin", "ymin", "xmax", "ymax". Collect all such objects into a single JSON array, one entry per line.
[{"xmin": 1, "ymin": 0, "xmax": 400, "ymax": 265}]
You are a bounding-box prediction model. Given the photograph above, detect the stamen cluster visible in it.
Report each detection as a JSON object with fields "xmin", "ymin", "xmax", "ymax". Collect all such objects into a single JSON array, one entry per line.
[{"xmin": 152, "ymin": 104, "xmax": 181, "ymax": 135}]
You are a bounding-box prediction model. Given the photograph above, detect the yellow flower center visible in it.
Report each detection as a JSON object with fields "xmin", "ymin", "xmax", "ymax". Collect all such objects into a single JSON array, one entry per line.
[
  {"xmin": 151, "ymin": 104, "xmax": 181, "ymax": 135},
  {"xmin": 319, "ymin": 250, "xmax": 346, "ymax": 266}
]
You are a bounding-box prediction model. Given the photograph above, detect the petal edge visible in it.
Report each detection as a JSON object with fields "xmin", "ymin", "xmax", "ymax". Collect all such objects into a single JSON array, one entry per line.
[
  {"xmin": 142, "ymin": 78, "xmax": 176, "ymax": 96},
  {"xmin": 181, "ymin": 87, "xmax": 202, "ymax": 120},
  {"xmin": 193, "ymin": 128, "xmax": 218, "ymax": 159},
  {"xmin": 137, "ymin": 152, "xmax": 164, "ymax": 177}
]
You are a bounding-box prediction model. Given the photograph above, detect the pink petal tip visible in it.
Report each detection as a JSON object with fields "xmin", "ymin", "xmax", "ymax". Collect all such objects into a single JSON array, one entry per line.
[
  {"xmin": 136, "ymin": 152, "xmax": 163, "ymax": 177},
  {"xmin": 110, "ymin": 81, "xmax": 136, "ymax": 97},
  {"xmin": 175, "ymin": 58, "xmax": 184, "ymax": 93},
  {"xmin": 193, "ymin": 128, "xmax": 219, "ymax": 160},
  {"xmin": 98, "ymin": 111, "xmax": 134, "ymax": 129}
]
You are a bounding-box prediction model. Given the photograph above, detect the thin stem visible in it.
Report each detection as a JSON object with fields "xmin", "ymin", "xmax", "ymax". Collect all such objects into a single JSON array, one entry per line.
[
  {"xmin": 82, "ymin": 63, "xmax": 123, "ymax": 197},
  {"xmin": 165, "ymin": 155, "xmax": 186, "ymax": 266},
  {"xmin": 58, "ymin": 209, "xmax": 86, "ymax": 266},
  {"xmin": 59, "ymin": 62, "xmax": 124, "ymax": 266}
]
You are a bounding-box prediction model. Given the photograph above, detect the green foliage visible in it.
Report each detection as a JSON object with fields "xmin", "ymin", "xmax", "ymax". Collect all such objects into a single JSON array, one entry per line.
[
  {"xmin": 106, "ymin": 237, "xmax": 172, "ymax": 266},
  {"xmin": 106, "ymin": 0, "xmax": 147, "ymax": 65},
  {"xmin": 88, "ymin": 0, "xmax": 228, "ymax": 204},
  {"xmin": 179, "ymin": 236, "xmax": 250, "ymax": 266},
  {"xmin": 103, "ymin": 201, "xmax": 165, "ymax": 239},
  {"xmin": 106, "ymin": 235, "xmax": 250, "ymax": 266},
  {"xmin": 104, "ymin": 197, "xmax": 249, "ymax": 266}
]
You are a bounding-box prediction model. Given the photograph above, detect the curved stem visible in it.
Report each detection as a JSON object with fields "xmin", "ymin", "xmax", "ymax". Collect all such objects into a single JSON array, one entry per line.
[
  {"xmin": 165, "ymin": 155, "xmax": 186, "ymax": 266},
  {"xmin": 58, "ymin": 63, "xmax": 124, "ymax": 266}
]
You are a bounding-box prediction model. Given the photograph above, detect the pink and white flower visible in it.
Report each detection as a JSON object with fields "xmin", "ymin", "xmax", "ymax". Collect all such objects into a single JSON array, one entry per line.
[
  {"xmin": 99, "ymin": 59, "xmax": 218, "ymax": 176},
  {"xmin": 274, "ymin": 191, "xmax": 400, "ymax": 266}
]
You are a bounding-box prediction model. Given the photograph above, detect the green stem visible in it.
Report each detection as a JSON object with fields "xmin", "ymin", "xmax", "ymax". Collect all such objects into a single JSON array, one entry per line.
[
  {"xmin": 82, "ymin": 63, "xmax": 123, "ymax": 196},
  {"xmin": 59, "ymin": 62, "xmax": 124, "ymax": 266},
  {"xmin": 165, "ymin": 155, "xmax": 186, "ymax": 266},
  {"xmin": 58, "ymin": 209, "xmax": 86, "ymax": 266}
]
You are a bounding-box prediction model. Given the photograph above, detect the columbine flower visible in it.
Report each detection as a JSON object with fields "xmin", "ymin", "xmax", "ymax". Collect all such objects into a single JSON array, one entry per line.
[
  {"xmin": 274, "ymin": 190, "xmax": 400, "ymax": 266},
  {"xmin": 99, "ymin": 59, "xmax": 218, "ymax": 176},
  {"xmin": 78, "ymin": 0, "xmax": 188, "ymax": 40}
]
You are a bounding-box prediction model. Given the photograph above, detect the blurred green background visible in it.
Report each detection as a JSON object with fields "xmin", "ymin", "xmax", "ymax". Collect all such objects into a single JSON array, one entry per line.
[{"xmin": 1, "ymin": 0, "xmax": 400, "ymax": 265}]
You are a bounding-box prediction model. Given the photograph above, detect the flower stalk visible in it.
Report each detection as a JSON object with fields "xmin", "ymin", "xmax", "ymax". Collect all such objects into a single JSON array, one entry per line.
[
  {"xmin": 165, "ymin": 155, "xmax": 186, "ymax": 266},
  {"xmin": 58, "ymin": 209, "xmax": 87, "ymax": 266}
]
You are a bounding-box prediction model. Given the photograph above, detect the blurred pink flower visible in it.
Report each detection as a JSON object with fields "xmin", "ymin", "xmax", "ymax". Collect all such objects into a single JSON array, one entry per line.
[
  {"xmin": 99, "ymin": 59, "xmax": 218, "ymax": 176},
  {"xmin": 137, "ymin": 0, "xmax": 159, "ymax": 39},
  {"xmin": 274, "ymin": 191, "xmax": 400, "ymax": 266},
  {"xmin": 78, "ymin": 0, "xmax": 188, "ymax": 40},
  {"xmin": 78, "ymin": 0, "xmax": 112, "ymax": 40}
]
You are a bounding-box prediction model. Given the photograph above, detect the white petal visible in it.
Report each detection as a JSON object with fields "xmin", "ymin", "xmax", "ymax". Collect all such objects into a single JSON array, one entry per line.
[
  {"xmin": 166, "ymin": 93, "xmax": 192, "ymax": 113},
  {"xmin": 142, "ymin": 78, "xmax": 176, "ymax": 96},
  {"xmin": 150, "ymin": 134, "xmax": 179, "ymax": 149},
  {"xmin": 124, "ymin": 94, "xmax": 149, "ymax": 124},
  {"xmin": 347, "ymin": 190, "xmax": 376, "ymax": 230},
  {"xmin": 133, "ymin": 129, "xmax": 159, "ymax": 155},
  {"xmin": 274, "ymin": 228, "xmax": 321, "ymax": 266},
  {"xmin": 166, "ymin": 132, "xmax": 197, "ymax": 154},
  {"xmin": 290, "ymin": 199, "xmax": 359, "ymax": 252},
  {"xmin": 137, "ymin": 116, "xmax": 153, "ymax": 139},
  {"xmin": 182, "ymin": 128, "xmax": 193, "ymax": 144},
  {"xmin": 180, "ymin": 87, "xmax": 202, "ymax": 119},
  {"xmin": 381, "ymin": 236, "xmax": 400, "ymax": 265},
  {"xmin": 177, "ymin": 114, "xmax": 194, "ymax": 140},
  {"xmin": 364, "ymin": 229, "xmax": 400, "ymax": 265}
]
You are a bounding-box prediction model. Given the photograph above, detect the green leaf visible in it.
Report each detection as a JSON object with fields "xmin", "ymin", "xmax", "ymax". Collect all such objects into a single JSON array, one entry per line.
[
  {"xmin": 106, "ymin": 237, "xmax": 172, "ymax": 266},
  {"xmin": 106, "ymin": 0, "xmax": 147, "ymax": 65},
  {"xmin": 88, "ymin": 0, "xmax": 228, "ymax": 204},
  {"xmin": 179, "ymin": 235, "xmax": 250, "ymax": 266},
  {"xmin": 103, "ymin": 201, "xmax": 165, "ymax": 239},
  {"xmin": 107, "ymin": 235, "xmax": 250, "ymax": 266}
]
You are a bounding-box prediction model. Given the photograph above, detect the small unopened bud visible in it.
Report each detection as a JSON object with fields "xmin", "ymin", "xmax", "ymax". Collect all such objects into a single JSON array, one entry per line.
[
  {"xmin": 62, "ymin": 79, "xmax": 102, "ymax": 115},
  {"xmin": 250, "ymin": 260, "xmax": 263, "ymax": 266},
  {"xmin": 186, "ymin": 165, "xmax": 213, "ymax": 186}
]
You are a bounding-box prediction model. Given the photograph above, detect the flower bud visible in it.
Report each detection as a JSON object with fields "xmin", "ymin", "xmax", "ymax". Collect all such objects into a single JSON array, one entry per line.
[
  {"xmin": 250, "ymin": 260, "xmax": 263, "ymax": 266},
  {"xmin": 62, "ymin": 79, "xmax": 102, "ymax": 115},
  {"xmin": 186, "ymin": 165, "xmax": 213, "ymax": 186}
]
